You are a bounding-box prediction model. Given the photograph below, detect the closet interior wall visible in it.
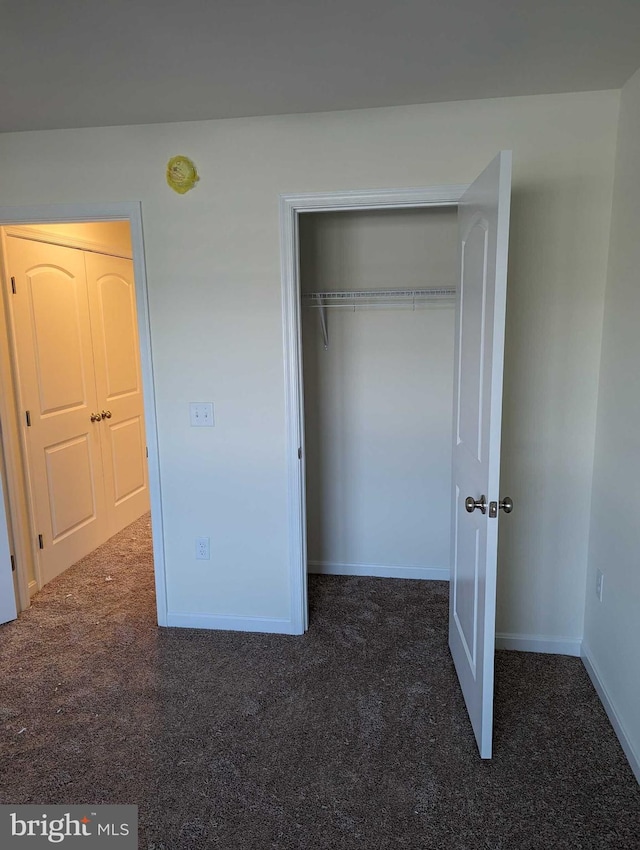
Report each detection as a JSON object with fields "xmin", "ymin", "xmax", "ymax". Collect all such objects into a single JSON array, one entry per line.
[{"xmin": 300, "ymin": 207, "xmax": 458, "ymax": 580}]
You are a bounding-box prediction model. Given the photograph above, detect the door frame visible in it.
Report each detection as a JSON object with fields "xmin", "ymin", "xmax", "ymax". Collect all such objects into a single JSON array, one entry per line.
[
  {"xmin": 280, "ymin": 184, "xmax": 469, "ymax": 634},
  {"xmin": 0, "ymin": 202, "xmax": 168, "ymax": 626}
]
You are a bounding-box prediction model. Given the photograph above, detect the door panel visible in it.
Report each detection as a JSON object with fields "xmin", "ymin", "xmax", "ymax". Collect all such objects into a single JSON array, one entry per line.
[
  {"xmin": 98, "ymin": 272, "xmax": 140, "ymax": 399},
  {"xmin": 456, "ymin": 220, "xmax": 488, "ymax": 457},
  {"xmin": 85, "ymin": 253, "xmax": 149, "ymax": 535},
  {"xmin": 109, "ymin": 417, "xmax": 147, "ymax": 504},
  {"xmin": 45, "ymin": 435, "xmax": 97, "ymax": 539},
  {"xmin": 449, "ymin": 152, "xmax": 512, "ymax": 759},
  {"xmin": 5, "ymin": 237, "xmax": 107, "ymax": 586},
  {"xmin": 30, "ymin": 267, "xmax": 88, "ymax": 415},
  {"xmin": 452, "ymin": 485, "xmax": 483, "ymax": 675}
]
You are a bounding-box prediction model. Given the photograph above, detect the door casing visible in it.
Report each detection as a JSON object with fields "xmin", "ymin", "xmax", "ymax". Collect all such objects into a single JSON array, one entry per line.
[
  {"xmin": 0, "ymin": 203, "xmax": 168, "ymax": 626},
  {"xmin": 279, "ymin": 184, "xmax": 469, "ymax": 635}
]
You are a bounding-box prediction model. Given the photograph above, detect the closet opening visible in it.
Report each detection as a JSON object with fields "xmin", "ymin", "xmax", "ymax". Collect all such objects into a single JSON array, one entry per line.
[
  {"xmin": 299, "ymin": 206, "xmax": 457, "ymax": 596},
  {"xmin": 0, "ymin": 215, "xmax": 162, "ymax": 626}
]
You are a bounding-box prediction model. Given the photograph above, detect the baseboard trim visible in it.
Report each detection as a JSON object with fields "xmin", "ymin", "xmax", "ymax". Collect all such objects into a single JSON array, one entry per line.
[
  {"xmin": 495, "ymin": 632, "xmax": 582, "ymax": 656},
  {"xmin": 308, "ymin": 561, "xmax": 449, "ymax": 581},
  {"xmin": 581, "ymin": 641, "xmax": 640, "ymax": 784},
  {"xmin": 166, "ymin": 612, "xmax": 301, "ymax": 635}
]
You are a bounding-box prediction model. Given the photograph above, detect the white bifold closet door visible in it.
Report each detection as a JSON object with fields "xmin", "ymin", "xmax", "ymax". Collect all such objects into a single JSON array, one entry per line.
[
  {"xmin": 5, "ymin": 236, "xmax": 149, "ymax": 588},
  {"xmin": 84, "ymin": 252, "xmax": 149, "ymax": 538}
]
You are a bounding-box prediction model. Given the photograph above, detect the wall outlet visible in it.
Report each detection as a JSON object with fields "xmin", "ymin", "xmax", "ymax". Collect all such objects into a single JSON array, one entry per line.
[
  {"xmin": 196, "ymin": 537, "xmax": 210, "ymax": 560},
  {"xmin": 189, "ymin": 402, "xmax": 214, "ymax": 427},
  {"xmin": 596, "ymin": 568, "xmax": 604, "ymax": 602}
]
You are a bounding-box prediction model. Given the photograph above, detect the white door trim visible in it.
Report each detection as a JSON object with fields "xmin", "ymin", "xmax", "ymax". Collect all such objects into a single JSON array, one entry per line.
[
  {"xmin": 279, "ymin": 185, "xmax": 469, "ymax": 634},
  {"xmin": 0, "ymin": 202, "xmax": 168, "ymax": 627},
  {"xmin": 3, "ymin": 224, "xmax": 134, "ymax": 260}
]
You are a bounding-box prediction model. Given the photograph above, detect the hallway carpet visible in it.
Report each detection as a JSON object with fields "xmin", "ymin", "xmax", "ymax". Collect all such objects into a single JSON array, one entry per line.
[{"xmin": 1, "ymin": 514, "xmax": 639, "ymax": 849}]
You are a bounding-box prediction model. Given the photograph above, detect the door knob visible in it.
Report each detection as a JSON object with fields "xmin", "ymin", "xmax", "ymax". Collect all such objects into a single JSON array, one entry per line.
[
  {"xmin": 90, "ymin": 413, "xmax": 101, "ymax": 422},
  {"xmin": 465, "ymin": 495, "xmax": 487, "ymax": 515},
  {"xmin": 101, "ymin": 410, "xmax": 112, "ymax": 419},
  {"xmin": 489, "ymin": 497, "xmax": 514, "ymax": 517}
]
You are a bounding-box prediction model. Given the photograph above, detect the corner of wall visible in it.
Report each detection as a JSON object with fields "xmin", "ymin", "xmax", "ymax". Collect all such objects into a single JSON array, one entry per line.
[{"xmin": 583, "ymin": 64, "xmax": 640, "ymax": 786}]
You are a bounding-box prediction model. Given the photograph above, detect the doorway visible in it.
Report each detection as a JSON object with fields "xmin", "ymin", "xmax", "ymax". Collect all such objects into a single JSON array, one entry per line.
[
  {"xmin": 0, "ymin": 203, "xmax": 167, "ymax": 627},
  {"xmin": 299, "ymin": 206, "xmax": 457, "ymax": 583},
  {"xmin": 280, "ymin": 183, "xmax": 469, "ymax": 635}
]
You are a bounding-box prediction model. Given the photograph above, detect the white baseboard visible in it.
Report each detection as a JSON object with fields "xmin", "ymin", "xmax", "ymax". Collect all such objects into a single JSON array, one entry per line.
[
  {"xmin": 582, "ymin": 641, "xmax": 640, "ymax": 784},
  {"xmin": 308, "ymin": 560, "xmax": 449, "ymax": 581},
  {"xmin": 495, "ymin": 632, "xmax": 582, "ymax": 656},
  {"xmin": 166, "ymin": 612, "xmax": 301, "ymax": 634}
]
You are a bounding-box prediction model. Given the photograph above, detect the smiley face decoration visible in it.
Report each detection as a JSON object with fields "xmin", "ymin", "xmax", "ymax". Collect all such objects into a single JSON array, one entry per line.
[{"xmin": 166, "ymin": 155, "xmax": 200, "ymax": 194}]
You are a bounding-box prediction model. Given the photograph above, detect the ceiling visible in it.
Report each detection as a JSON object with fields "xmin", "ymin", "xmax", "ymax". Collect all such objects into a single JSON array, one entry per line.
[{"xmin": 2, "ymin": 0, "xmax": 639, "ymax": 133}]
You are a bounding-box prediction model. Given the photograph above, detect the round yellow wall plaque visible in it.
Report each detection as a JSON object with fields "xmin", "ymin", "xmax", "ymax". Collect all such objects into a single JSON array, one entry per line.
[{"xmin": 166, "ymin": 155, "xmax": 199, "ymax": 194}]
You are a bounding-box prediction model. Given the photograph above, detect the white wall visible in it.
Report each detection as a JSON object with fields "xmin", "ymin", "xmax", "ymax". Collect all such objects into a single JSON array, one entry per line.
[
  {"xmin": 0, "ymin": 91, "xmax": 617, "ymax": 635},
  {"xmin": 299, "ymin": 207, "xmax": 458, "ymax": 291},
  {"xmin": 300, "ymin": 209, "xmax": 456, "ymax": 577},
  {"xmin": 584, "ymin": 68, "xmax": 640, "ymax": 778}
]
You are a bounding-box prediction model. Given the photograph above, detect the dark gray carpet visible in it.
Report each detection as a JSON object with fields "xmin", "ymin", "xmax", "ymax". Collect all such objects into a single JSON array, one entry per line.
[{"xmin": 1, "ymin": 514, "xmax": 639, "ymax": 849}]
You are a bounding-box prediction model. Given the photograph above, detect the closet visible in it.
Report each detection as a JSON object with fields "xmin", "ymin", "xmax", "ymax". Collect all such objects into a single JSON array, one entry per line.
[
  {"xmin": 300, "ymin": 206, "xmax": 458, "ymax": 580},
  {"xmin": 2, "ymin": 228, "xmax": 149, "ymax": 588}
]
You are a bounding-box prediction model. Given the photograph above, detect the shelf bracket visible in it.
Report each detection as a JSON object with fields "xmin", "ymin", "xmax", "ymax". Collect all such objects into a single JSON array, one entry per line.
[{"xmin": 317, "ymin": 298, "xmax": 328, "ymax": 350}]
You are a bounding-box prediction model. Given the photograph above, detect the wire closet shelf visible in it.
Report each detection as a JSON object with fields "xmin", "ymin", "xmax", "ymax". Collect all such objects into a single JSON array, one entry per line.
[
  {"xmin": 301, "ymin": 287, "xmax": 456, "ymax": 307},
  {"xmin": 301, "ymin": 287, "xmax": 457, "ymax": 349}
]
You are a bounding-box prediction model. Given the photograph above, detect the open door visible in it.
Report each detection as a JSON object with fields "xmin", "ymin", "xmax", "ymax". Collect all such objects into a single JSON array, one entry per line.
[
  {"xmin": 0, "ymin": 474, "xmax": 18, "ymax": 626},
  {"xmin": 449, "ymin": 151, "xmax": 512, "ymax": 758}
]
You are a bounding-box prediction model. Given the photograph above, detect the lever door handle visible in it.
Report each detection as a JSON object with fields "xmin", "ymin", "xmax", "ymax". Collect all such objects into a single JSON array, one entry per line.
[{"xmin": 465, "ymin": 495, "xmax": 487, "ymax": 515}]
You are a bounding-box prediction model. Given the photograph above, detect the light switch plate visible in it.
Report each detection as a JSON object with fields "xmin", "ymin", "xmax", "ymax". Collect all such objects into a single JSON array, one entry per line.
[{"xmin": 189, "ymin": 402, "xmax": 214, "ymax": 427}]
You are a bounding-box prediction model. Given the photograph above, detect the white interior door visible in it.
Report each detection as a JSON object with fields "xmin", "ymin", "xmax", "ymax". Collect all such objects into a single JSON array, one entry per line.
[
  {"xmin": 449, "ymin": 151, "xmax": 512, "ymax": 759},
  {"xmin": 85, "ymin": 253, "xmax": 149, "ymax": 536},
  {"xmin": 5, "ymin": 237, "xmax": 107, "ymax": 586},
  {"xmin": 0, "ymin": 473, "xmax": 18, "ymax": 625}
]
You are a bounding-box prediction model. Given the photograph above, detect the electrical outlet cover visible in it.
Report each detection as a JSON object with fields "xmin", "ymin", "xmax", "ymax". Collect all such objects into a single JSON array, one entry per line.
[{"xmin": 196, "ymin": 536, "xmax": 210, "ymax": 560}]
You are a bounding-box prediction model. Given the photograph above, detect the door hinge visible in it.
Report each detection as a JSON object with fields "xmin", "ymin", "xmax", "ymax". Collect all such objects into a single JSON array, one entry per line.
[
  {"xmin": 298, "ymin": 447, "xmax": 302, "ymax": 460},
  {"xmin": 10, "ymin": 554, "xmax": 16, "ymax": 572},
  {"xmin": 145, "ymin": 446, "xmax": 148, "ymax": 458},
  {"xmin": 25, "ymin": 410, "xmax": 31, "ymax": 427},
  {"xmin": 38, "ymin": 534, "xmax": 44, "ymax": 550},
  {"xmin": 11, "ymin": 276, "xmax": 16, "ymax": 294}
]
